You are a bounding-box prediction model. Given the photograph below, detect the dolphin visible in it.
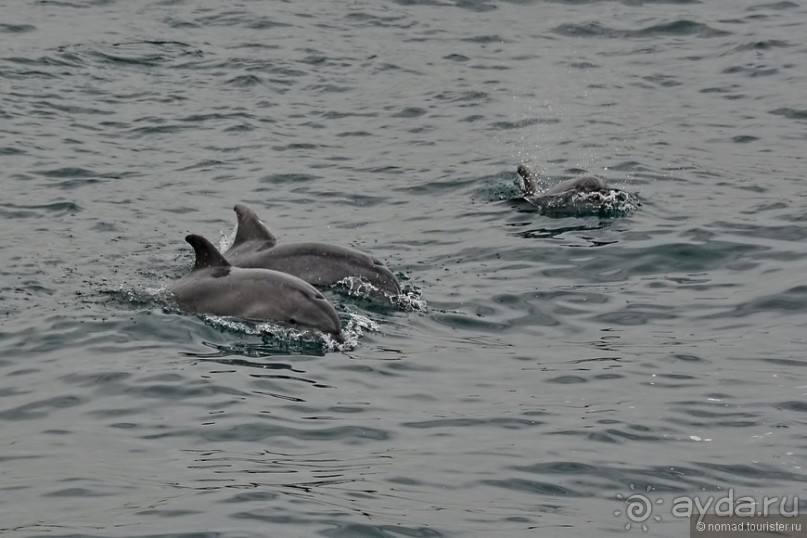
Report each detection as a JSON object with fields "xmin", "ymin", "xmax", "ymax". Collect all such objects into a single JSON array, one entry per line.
[
  {"xmin": 170, "ymin": 234, "xmax": 344, "ymax": 342},
  {"xmin": 514, "ymin": 164, "xmax": 635, "ymax": 217},
  {"xmin": 224, "ymin": 204, "xmax": 402, "ymax": 296},
  {"xmin": 517, "ymin": 164, "xmax": 609, "ymax": 197}
]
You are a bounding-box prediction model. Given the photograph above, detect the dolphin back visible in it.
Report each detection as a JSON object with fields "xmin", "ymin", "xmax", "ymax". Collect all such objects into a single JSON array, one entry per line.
[
  {"xmin": 229, "ymin": 242, "xmax": 402, "ymax": 296},
  {"xmin": 225, "ymin": 205, "xmax": 401, "ymax": 297},
  {"xmin": 518, "ymin": 165, "xmax": 609, "ymax": 197},
  {"xmin": 544, "ymin": 175, "xmax": 609, "ymax": 195}
]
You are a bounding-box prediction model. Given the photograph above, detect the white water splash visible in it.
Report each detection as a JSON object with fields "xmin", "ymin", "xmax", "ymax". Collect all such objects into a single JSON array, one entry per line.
[
  {"xmin": 334, "ymin": 276, "xmax": 427, "ymax": 312},
  {"xmin": 525, "ymin": 188, "xmax": 640, "ymax": 217}
]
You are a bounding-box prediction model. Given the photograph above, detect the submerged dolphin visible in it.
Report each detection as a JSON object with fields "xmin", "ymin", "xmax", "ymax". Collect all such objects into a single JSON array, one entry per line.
[
  {"xmin": 170, "ymin": 234, "xmax": 344, "ymax": 342},
  {"xmin": 224, "ymin": 204, "xmax": 402, "ymax": 296}
]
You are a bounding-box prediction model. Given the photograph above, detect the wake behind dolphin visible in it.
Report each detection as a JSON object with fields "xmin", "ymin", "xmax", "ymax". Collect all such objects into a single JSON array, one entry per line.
[
  {"xmin": 515, "ymin": 164, "xmax": 637, "ymax": 217},
  {"xmin": 225, "ymin": 204, "xmax": 402, "ymax": 297},
  {"xmin": 170, "ymin": 234, "xmax": 344, "ymax": 343}
]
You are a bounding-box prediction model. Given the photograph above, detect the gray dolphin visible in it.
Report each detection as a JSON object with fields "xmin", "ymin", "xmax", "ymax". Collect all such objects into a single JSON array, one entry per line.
[
  {"xmin": 517, "ymin": 164, "xmax": 609, "ymax": 197},
  {"xmin": 515, "ymin": 164, "xmax": 636, "ymax": 217},
  {"xmin": 224, "ymin": 204, "xmax": 402, "ymax": 296},
  {"xmin": 170, "ymin": 234, "xmax": 344, "ymax": 342}
]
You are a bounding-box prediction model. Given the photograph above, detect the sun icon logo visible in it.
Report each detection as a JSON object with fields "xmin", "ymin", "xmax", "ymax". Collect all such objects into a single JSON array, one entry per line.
[{"xmin": 614, "ymin": 483, "xmax": 664, "ymax": 531}]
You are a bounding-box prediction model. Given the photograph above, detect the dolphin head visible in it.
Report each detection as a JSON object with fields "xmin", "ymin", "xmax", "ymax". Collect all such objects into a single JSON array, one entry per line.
[
  {"xmin": 283, "ymin": 285, "xmax": 344, "ymax": 343},
  {"xmin": 368, "ymin": 257, "xmax": 402, "ymax": 296}
]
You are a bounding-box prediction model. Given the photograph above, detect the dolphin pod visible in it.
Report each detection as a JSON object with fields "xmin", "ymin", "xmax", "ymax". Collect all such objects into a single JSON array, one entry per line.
[
  {"xmin": 225, "ymin": 204, "xmax": 402, "ymax": 297},
  {"xmin": 162, "ymin": 165, "xmax": 631, "ymax": 345},
  {"xmin": 170, "ymin": 234, "xmax": 344, "ymax": 343}
]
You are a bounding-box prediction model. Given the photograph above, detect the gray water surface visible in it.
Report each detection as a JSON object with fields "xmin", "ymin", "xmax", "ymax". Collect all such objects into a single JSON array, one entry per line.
[{"xmin": 2, "ymin": 0, "xmax": 807, "ymax": 536}]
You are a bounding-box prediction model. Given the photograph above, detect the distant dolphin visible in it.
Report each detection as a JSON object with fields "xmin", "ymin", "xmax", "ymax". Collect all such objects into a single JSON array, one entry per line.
[
  {"xmin": 224, "ymin": 204, "xmax": 402, "ymax": 296},
  {"xmin": 517, "ymin": 164, "xmax": 609, "ymax": 196},
  {"xmin": 515, "ymin": 164, "xmax": 633, "ymax": 216},
  {"xmin": 170, "ymin": 234, "xmax": 344, "ymax": 342}
]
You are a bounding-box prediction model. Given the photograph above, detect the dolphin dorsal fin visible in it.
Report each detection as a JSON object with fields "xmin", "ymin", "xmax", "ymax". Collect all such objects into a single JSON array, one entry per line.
[
  {"xmin": 185, "ymin": 234, "xmax": 231, "ymax": 271},
  {"xmin": 517, "ymin": 164, "xmax": 542, "ymax": 196},
  {"xmin": 233, "ymin": 204, "xmax": 277, "ymax": 248}
]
